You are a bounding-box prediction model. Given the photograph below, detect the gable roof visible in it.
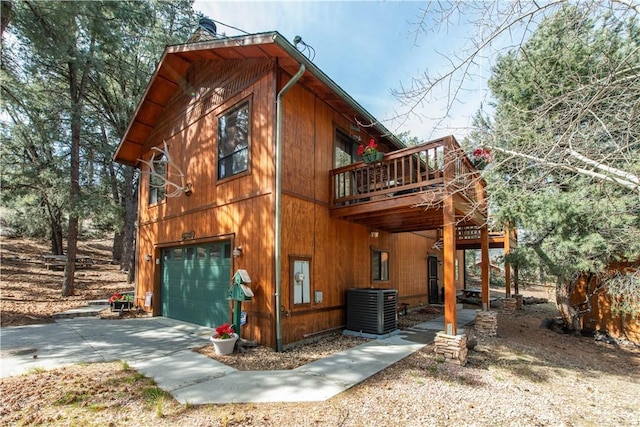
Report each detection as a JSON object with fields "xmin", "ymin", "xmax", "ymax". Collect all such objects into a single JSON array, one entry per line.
[{"xmin": 114, "ymin": 31, "xmax": 405, "ymax": 167}]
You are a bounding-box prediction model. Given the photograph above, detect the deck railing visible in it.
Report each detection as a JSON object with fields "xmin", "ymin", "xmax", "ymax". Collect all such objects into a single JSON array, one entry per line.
[
  {"xmin": 330, "ymin": 136, "xmax": 485, "ymax": 209},
  {"xmin": 457, "ymin": 227, "xmax": 504, "ymax": 241},
  {"xmin": 457, "ymin": 225, "xmax": 518, "ymax": 246}
]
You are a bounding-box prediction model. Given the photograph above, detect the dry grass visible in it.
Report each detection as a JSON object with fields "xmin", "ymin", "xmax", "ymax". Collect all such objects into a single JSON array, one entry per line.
[{"xmin": 2, "ymin": 238, "xmax": 640, "ymax": 426}]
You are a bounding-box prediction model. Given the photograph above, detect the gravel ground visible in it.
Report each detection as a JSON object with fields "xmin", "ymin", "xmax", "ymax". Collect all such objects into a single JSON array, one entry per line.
[{"xmin": 2, "ymin": 238, "xmax": 640, "ymax": 426}]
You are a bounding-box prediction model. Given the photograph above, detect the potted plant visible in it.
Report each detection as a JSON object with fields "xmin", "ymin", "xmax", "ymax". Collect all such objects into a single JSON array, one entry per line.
[
  {"xmin": 108, "ymin": 292, "xmax": 133, "ymax": 311},
  {"xmin": 469, "ymin": 147, "xmax": 493, "ymax": 170},
  {"xmin": 210, "ymin": 323, "xmax": 239, "ymax": 355},
  {"xmin": 358, "ymin": 139, "xmax": 384, "ymax": 164}
]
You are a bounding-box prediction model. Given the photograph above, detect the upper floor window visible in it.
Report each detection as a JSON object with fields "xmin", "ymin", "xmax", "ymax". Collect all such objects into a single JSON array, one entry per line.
[
  {"xmin": 148, "ymin": 153, "xmax": 166, "ymax": 205},
  {"xmin": 372, "ymin": 248, "xmax": 389, "ymax": 281},
  {"xmin": 334, "ymin": 130, "xmax": 358, "ymax": 168},
  {"xmin": 218, "ymin": 101, "xmax": 250, "ymax": 180}
]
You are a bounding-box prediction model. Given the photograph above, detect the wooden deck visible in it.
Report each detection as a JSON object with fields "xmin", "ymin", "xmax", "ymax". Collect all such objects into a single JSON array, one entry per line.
[
  {"xmin": 455, "ymin": 226, "xmax": 518, "ymax": 250},
  {"xmin": 330, "ymin": 136, "xmax": 487, "ymax": 233}
]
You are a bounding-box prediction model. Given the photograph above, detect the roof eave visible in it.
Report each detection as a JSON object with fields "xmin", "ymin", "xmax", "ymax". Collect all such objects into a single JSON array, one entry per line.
[{"xmin": 114, "ymin": 31, "xmax": 406, "ymax": 166}]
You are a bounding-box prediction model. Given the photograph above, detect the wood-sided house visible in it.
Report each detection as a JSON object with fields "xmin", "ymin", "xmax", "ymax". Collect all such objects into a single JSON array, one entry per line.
[{"xmin": 114, "ymin": 29, "xmax": 497, "ymax": 350}]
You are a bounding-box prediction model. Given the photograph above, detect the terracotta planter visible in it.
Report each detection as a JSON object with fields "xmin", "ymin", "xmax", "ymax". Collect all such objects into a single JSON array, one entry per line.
[
  {"xmin": 362, "ymin": 151, "xmax": 384, "ymax": 164},
  {"xmin": 210, "ymin": 333, "xmax": 239, "ymax": 355}
]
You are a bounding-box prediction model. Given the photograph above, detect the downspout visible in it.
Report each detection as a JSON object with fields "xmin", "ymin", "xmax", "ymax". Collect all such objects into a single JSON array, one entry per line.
[{"xmin": 275, "ymin": 63, "xmax": 305, "ymax": 352}]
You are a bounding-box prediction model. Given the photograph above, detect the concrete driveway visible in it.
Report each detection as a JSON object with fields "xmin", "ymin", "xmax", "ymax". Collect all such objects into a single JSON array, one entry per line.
[
  {"xmin": 0, "ymin": 310, "xmax": 477, "ymax": 403},
  {"xmin": 1, "ymin": 317, "xmax": 214, "ymax": 376}
]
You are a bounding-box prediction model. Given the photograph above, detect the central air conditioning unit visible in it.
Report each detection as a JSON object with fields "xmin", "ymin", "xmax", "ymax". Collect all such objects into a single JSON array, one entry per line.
[{"xmin": 346, "ymin": 288, "xmax": 398, "ymax": 335}]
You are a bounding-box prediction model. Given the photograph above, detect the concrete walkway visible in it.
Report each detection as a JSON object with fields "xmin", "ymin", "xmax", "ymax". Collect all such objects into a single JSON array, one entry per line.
[{"xmin": 0, "ymin": 309, "xmax": 477, "ymax": 404}]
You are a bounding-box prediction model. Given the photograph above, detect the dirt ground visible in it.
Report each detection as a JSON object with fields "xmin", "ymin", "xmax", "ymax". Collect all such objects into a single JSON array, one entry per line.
[
  {"xmin": 0, "ymin": 237, "xmax": 131, "ymax": 326},
  {"xmin": 1, "ymin": 237, "xmax": 639, "ymax": 426}
]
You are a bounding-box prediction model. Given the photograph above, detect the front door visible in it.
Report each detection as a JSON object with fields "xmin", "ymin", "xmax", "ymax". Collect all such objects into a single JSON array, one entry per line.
[{"xmin": 428, "ymin": 255, "xmax": 439, "ymax": 304}]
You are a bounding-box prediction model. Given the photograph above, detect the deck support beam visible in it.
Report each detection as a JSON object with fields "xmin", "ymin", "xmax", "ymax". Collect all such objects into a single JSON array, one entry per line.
[
  {"xmin": 504, "ymin": 224, "xmax": 511, "ymax": 298},
  {"xmin": 481, "ymin": 224, "xmax": 490, "ymax": 311},
  {"xmin": 443, "ymin": 195, "xmax": 457, "ymax": 335}
]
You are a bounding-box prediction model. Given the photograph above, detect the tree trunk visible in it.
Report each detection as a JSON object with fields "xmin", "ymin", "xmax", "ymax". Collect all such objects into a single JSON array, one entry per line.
[
  {"xmin": 62, "ymin": 104, "xmax": 81, "ymax": 297},
  {"xmin": 127, "ymin": 243, "xmax": 136, "ymax": 284},
  {"xmin": 121, "ymin": 166, "xmax": 137, "ymax": 280},
  {"xmin": 555, "ymin": 279, "xmax": 578, "ymax": 332},
  {"xmin": 62, "ymin": 36, "xmax": 88, "ymax": 297},
  {"xmin": 44, "ymin": 199, "xmax": 64, "ymax": 255},
  {"xmin": 50, "ymin": 221, "xmax": 64, "ymax": 255},
  {"xmin": 62, "ymin": 217, "xmax": 78, "ymax": 297},
  {"xmin": 532, "ymin": 243, "xmax": 583, "ymax": 332},
  {"xmin": 112, "ymin": 231, "xmax": 123, "ymax": 262}
]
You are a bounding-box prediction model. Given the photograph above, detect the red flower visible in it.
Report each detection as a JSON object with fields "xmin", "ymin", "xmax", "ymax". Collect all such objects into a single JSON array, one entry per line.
[
  {"xmin": 471, "ymin": 147, "xmax": 492, "ymax": 162},
  {"xmin": 358, "ymin": 139, "xmax": 378, "ymax": 156},
  {"xmin": 108, "ymin": 292, "xmax": 131, "ymax": 304},
  {"xmin": 214, "ymin": 323, "xmax": 235, "ymax": 339}
]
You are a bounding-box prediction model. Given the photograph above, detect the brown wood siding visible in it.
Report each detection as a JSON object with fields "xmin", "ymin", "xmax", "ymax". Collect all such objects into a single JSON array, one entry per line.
[
  {"xmin": 277, "ymin": 75, "xmax": 449, "ymax": 344},
  {"xmin": 134, "ymin": 58, "xmax": 467, "ymax": 348},
  {"xmin": 391, "ymin": 233, "xmax": 430, "ymax": 305},
  {"xmin": 135, "ymin": 59, "xmax": 278, "ymax": 346},
  {"xmin": 573, "ymin": 265, "xmax": 640, "ymax": 343},
  {"xmin": 279, "ymin": 194, "xmax": 375, "ymax": 343}
]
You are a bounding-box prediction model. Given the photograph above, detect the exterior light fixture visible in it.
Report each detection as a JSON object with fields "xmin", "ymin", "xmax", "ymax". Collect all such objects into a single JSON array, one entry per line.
[{"xmin": 232, "ymin": 246, "xmax": 243, "ymax": 257}]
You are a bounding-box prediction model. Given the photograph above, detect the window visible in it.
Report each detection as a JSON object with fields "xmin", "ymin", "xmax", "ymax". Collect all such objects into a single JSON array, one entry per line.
[
  {"xmin": 372, "ymin": 248, "xmax": 389, "ymax": 281},
  {"xmin": 148, "ymin": 153, "xmax": 166, "ymax": 205},
  {"xmin": 334, "ymin": 130, "xmax": 360, "ymax": 200},
  {"xmin": 218, "ymin": 101, "xmax": 250, "ymax": 180},
  {"xmin": 291, "ymin": 257, "xmax": 311, "ymax": 305},
  {"xmin": 334, "ymin": 130, "xmax": 358, "ymax": 168}
]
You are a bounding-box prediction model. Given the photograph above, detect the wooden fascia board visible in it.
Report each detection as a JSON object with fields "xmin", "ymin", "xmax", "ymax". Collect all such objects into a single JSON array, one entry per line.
[
  {"xmin": 114, "ymin": 47, "xmax": 175, "ymax": 165},
  {"xmin": 116, "ymin": 30, "xmax": 405, "ymax": 167},
  {"xmin": 115, "ymin": 141, "xmax": 144, "ymax": 167},
  {"xmin": 165, "ymin": 32, "xmax": 280, "ymax": 55},
  {"xmin": 114, "ymin": 50, "xmax": 196, "ymax": 166},
  {"xmin": 115, "ymin": 34, "xmax": 281, "ymax": 166},
  {"xmin": 452, "ymin": 192, "xmax": 487, "ymax": 225}
]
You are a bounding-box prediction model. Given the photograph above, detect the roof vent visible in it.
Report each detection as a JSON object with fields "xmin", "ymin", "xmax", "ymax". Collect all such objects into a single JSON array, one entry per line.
[{"xmin": 198, "ymin": 17, "xmax": 217, "ymax": 36}]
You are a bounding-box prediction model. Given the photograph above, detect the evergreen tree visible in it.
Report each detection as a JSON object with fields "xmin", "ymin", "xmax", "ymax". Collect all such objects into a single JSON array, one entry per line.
[
  {"xmin": 468, "ymin": 6, "xmax": 640, "ymax": 330},
  {"xmin": 2, "ymin": 0, "xmax": 197, "ymax": 294}
]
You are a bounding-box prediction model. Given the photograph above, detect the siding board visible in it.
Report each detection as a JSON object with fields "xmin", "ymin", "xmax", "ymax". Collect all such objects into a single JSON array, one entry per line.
[{"xmin": 134, "ymin": 56, "xmax": 463, "ymax": 348}]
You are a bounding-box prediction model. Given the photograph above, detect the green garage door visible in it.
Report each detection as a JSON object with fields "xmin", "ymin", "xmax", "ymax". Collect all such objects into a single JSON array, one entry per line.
[{"xmin": 161, "ymin": 242, "xmax": 231, "ymax": 327}]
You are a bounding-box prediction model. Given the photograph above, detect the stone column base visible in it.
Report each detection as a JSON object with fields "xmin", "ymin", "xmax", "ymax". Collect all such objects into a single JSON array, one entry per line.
[
  {"xmin": 475, "ymin": 310, "xmax": 498, "ymax": 336},
  {"xmin": 501, "ymin": 297, "xmax": 517, "ymax": 314},
  {"xmin": 514, "ymin": 294, "xmax": 524, "ymax": 310},
  {"xmin": 434, "ymin": 331, "xmax": 468, "ymax": 366}
]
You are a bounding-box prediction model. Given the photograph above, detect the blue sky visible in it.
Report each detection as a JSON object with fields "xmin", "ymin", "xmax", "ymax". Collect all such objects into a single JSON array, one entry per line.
[{"xmin": 193, "ymin": 1, "xmax": 492, "ymax": 142}]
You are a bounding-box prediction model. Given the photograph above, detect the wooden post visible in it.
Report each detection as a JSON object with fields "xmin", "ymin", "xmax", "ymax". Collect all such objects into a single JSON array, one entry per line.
[
  {"xmin": 481, "ymin": 224, "xmax": 490, "ymax": 311},
  {"xmin": 443, "ymin": 195, "xmax": 457, "ymax": 335},
  {"xmin": 504, "ymin": 224, "xmax": 511, "ymax": 298}
]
